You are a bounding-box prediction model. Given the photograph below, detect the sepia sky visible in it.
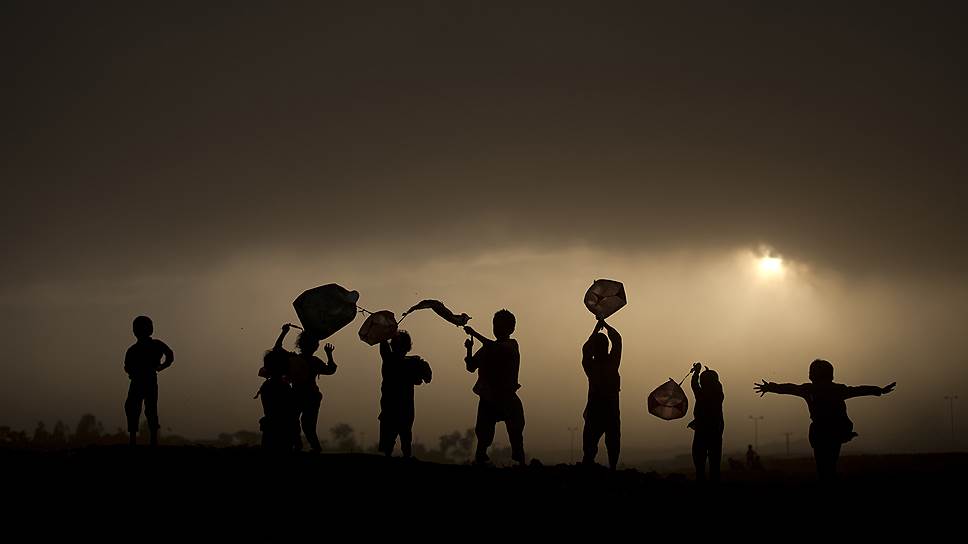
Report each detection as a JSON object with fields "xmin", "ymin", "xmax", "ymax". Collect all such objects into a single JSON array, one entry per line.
[{"xmin": 1, "ymin": 2, "xmax": 966, "ymax": 459}]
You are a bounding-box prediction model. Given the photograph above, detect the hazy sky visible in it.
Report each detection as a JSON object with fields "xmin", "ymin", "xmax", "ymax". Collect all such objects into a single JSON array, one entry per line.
[{"xmin": 2, "ymin": 2, "xmax": 966, "ymax": 459}]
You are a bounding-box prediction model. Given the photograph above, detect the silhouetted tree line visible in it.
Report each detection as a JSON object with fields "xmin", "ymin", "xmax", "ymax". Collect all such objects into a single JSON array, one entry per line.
[
  {"xmin": 0, "ymin": 414, "xmax": 197, "ymax": 450},
  {"xmin": 1, "ymin": 417, "xmax": 508, "ymax": 464}
]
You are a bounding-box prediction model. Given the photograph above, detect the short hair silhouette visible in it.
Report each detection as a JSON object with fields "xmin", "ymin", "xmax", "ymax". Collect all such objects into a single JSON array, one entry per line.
[
  {"xmin": 809, "ymin": 359, "xmax": 834, "ymax": 382},
  {"xmin": 296, "ymin": 331, "xmax": 320, "ymax": 355},
  {"xmin": 493, "ymin": 309, "xmax": 515, "ymax": 337},
  {"xmin": 262, "ymin": 349, "xmax": 289, "ymax": 378},
  {"xmin": 133, "ymin": 316, "xmax": 153, "ymax": 339},
  {"xmin": 700, "ymin": 369, "xmax": 722, "ymax": 393},
  {"xmin": 391, "ymin": 330, "xmax": 412, "ymax": 354}
]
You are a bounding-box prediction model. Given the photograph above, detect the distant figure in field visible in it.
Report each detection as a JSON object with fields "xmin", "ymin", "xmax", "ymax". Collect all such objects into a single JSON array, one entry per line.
[
  {"xmin": 274, "ymin": 323, "xmax": 337, "ymax": 452},
  {"xmin": 378, "ymin": 330, "xmax": 432, "ymax": 458},
  {"xmin": 745, "ymin": 444, "xmax": 757, "ymax": 469},
  {"xmin": 754, "ymin": 359, "xmax": 896, "ymax": 480},
  {"xmin": 687, "ymin": 362, "xmax": 724, "ymax": 482},
  {"xmin": 123, "ymin": 315, "xmax": 174, "ymax": 447},
  {"xmin": 580, "ymin": 318, "xmax": 622, "ymax": 470},
  {"xmin": 256, "ymin": 344, "xmax": 299, "ymax": 451},
  {"xmin": 463, "ymin": 309, "xmax": 525, "ymax": 466}
]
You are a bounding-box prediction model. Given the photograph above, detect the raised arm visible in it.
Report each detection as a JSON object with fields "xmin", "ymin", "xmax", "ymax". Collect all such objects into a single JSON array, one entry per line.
[
  {"xmin": 319, "ymin": 343, "xmax": 338, "ymax": 375},
  {"xmin": 463, "ymin": 325, "xmax": 493, "ymax": 346},
  {"xmin": 690, "ymin": 362, "xmax": 702, "ymax": 394},
  {"xmin": 273, "ymin": 323, "xmax": 292, "ymax": 351},
  {"xmin": 844, "ymin": 382, "xmax": 896, "ymax": 399},
  {"xmin": 379, "ymin": 339, "xmax": 392, "ymax": 358},
  {"xmin": 591, "ymin": 320, "xmax": 604, "ymax": 338},
  {"xmin": 754, "ymin": 380, "xmax": 807, "ymax": 398},
  {"xmin": 582, "ymin": 321, "xmax": 602, "ymax": 360},
  {"xmin": 601, "ymin": 320, "xmax": 622, "ymax": 361},
  {"xmin": 157, "ymin": 340, "xmax": 175, "ymax": 371}
]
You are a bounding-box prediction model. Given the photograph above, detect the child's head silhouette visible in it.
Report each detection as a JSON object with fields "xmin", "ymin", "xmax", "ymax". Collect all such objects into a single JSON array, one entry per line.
[
  {"xmin": 809, "ymin": 359, "xmax": 834, "ymax": 383},
  {"xmin": 133, "ymin": 316, "xmax": 153, "ymax": 339},
  {"xmin": 296, "ymin": 331, "xmax": 320, "ymax": 355},
  {"xmin": 493, "ymin": 309, "xmax": 515, "ymax": 338},
  {"xmin": 700, "ymin": 368, "xmax": 722, "ymax": 393},
  {"xmin": 391, "ymin": 330, "xmax": 412, "ymax": 354},
  {"xmin": 263, "ymin": 349, "xmax": 288, "ymax": 378}
]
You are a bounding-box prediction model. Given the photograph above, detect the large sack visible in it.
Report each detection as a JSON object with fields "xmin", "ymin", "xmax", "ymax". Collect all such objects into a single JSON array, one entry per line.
[
  {"xmin": 584, "ymin": 279, "xmax": 627, "ymax": 320},
  {"xmin": 292, "ymin": 284, "xmax": 359, "ymax": 339}
]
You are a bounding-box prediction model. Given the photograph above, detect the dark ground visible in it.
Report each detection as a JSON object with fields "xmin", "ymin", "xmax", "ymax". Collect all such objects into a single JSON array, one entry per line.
[{"xmin": 3, "ymin": 447, "xmax": 964, "ymax": 531}]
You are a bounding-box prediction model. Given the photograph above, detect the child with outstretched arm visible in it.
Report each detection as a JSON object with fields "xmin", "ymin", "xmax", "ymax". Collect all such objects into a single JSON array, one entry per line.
[{"xmin": 754, "ymin": 359, "xmax": 895, "ymax": 480}]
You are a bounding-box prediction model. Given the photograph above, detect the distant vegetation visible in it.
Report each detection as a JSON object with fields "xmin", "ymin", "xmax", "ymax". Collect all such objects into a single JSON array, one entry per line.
[{"xmin": 0, "ymin": 416, "xmax": 517, "ymax": 464}]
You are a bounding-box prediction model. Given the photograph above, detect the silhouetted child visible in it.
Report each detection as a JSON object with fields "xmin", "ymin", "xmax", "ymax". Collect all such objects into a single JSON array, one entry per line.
[
  {"xmin": 687, "ymin": 362, "xmax": 724, "ymax": 482},
  {"xmin": 463, "ymin": 309, "xmax": 525, "ymax": 466},
  {"xmin": 256, "ymin": 347, "xmax": 299, "ymax": 451},
  {"xmin": 123, "ymin": 315, "xmax": 174, "ymax": 447},
  {"xmin": 273, "ymin": 323, "xmax": 337, "ymax": 452},
  {"xmin": 581, "ymin": 318, "xmax": 622, "ymax": 469},
  {"xmin": 377, "ymin": 330, "xmax": 432, "ymax": 458},
  {"xmin": 754, "ymin": 359, "xmax": 895, "ymax": 480}
]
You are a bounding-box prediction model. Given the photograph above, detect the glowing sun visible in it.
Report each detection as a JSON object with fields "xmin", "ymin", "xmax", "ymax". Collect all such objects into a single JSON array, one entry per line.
[{"xmin": 758, "ymin": 255, "xmax": 783, "ymax": 276}]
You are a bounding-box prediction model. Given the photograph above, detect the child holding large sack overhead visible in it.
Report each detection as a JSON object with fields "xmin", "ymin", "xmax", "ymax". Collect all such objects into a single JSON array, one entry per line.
[
  {"xmin": 272, "ymin": 323, "xmax": 338, "ymax": 452},
  {"xmin": 581, "ymin": 318, "xmax": 622, "ymax": 470},
  {"xmin": 754, "ymin": 359, "xmax": 895, "ymax": 480},
  {"xmin": 378, "ymin": 330, "xmax": 432, "ymax": 458},
  {"xmin": 687, "ymin": 362, "xmax": 724, "ymax": 482}
]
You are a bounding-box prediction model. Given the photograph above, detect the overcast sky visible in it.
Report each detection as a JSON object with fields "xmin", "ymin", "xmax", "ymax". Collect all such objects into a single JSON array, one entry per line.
[{"xmin": 1, "ymin": 2, "xmax": 965, "ymax": 459}]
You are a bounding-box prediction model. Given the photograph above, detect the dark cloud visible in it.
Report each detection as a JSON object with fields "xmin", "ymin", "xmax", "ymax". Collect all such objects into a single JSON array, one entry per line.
[{"xmin": 3, "ymin": 2, "xmax": 966, "ymax": 286}]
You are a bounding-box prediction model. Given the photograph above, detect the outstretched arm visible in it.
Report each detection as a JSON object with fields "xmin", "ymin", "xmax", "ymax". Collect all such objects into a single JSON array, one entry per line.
[
  {"xmin": 754, "ymin": 380, "xmax": 807, "ymax": 397},
  {"xmin": 845, "ymin": 382, "xmax": 896, "ymax": 399},
  {"xmin": 157, "ymin": 341, "xmax": 175, "ymax": 372}
]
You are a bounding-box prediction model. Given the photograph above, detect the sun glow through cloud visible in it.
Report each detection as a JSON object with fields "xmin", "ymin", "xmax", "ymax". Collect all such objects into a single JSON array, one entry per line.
[{"xmin": 759, "ymin": 255, "xmax": 783, "ymax": 275}]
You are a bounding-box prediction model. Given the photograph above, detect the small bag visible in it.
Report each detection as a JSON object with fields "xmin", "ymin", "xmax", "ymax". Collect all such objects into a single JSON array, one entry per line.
[
  {"xmin": 358, "ymin": 310, "xmax": 398, "ymax": 345},
  {"xmin": 647, "ymin": 378, "xmax": 689, "ymax": 420}
]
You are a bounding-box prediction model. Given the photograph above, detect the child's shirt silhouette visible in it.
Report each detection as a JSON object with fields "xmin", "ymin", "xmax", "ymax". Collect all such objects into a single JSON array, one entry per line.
[
  {"xmin": 466, "ymin": 338, "xmax": 520, "ymax": 401},
  {"xmin": 689, "ymin": 372, "xmax": 724, "ymax": 434},
  {"xmin": 771, "ymin": 382, "xmax": 883, "ymax": 444},
  {"xmin": 124, "ymin": 338, "xmax": 173, "ymax": 380},
  {"xmin": 380, "ymin": 342, "xmax": 432, "ymax": 405},
  {"xmin": 288, "ymin": 353, "xmax": 336, "ymax": 392},
  {"xmin": 582, "ymin": 342, "xmax": 621, "ymax": 395}
]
